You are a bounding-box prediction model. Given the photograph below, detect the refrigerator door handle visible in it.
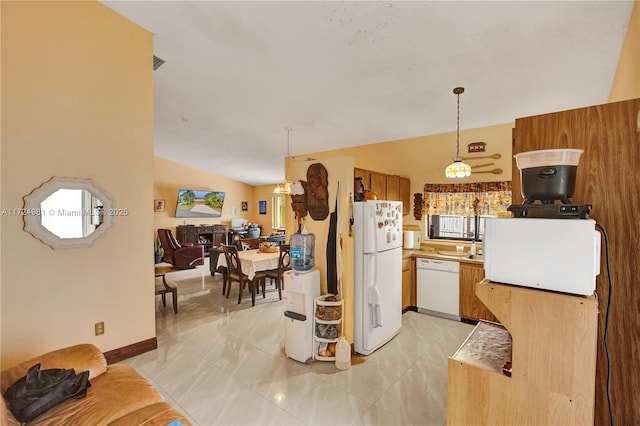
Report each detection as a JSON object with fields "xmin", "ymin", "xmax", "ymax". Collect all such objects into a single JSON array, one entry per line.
[
  {"xmin": 364, "ymin": 203, "xmax": 376, "ymax": 254},
  {"xmin": 365, "ymin": 253, "xmax": 376, "ymax": 290}
]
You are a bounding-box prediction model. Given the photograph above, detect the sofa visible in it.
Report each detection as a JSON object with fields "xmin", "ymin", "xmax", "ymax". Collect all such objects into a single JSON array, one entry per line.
[{"xmin": 1, "ymin": 344, "xmax": 190, "ymax": 425}]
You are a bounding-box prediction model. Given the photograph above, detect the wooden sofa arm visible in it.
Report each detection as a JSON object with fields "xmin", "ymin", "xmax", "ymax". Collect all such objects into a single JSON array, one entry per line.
[{"xmin": 1, "ymin": 344, "xmax": 108, "ymax": 394}]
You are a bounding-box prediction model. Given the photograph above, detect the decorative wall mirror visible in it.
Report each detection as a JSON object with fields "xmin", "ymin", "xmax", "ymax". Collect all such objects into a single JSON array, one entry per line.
[{"xmin": 24, "ymin": 177, "xmax": 115, "ymax": 249}]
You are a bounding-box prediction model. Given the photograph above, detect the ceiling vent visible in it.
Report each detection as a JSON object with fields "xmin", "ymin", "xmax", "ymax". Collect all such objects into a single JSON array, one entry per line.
[{"xmin": 153, "ymin": 55, "xmax": 165, "ymax": 71}]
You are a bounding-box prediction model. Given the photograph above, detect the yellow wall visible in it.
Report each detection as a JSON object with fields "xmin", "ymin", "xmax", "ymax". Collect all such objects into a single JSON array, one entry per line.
[
  {"xmin": 1, "ymin": 2, "xmax": 154, "ymax": 367},
  {"xmin": 153, "ymin": 157, "xmax": 284, "ymax": 238},
  {"xmin": 286, "ymin": 157, "xmax": 355, "ymax": 342},
  {"xmin": 304, "ymin": 123, "xmax": 515, "ymax": 234},
  {"xmin": 252, "ymin": 185, "xmax": 282, "ymax": 235},
  {"xmin": 153, "ymin": 157, "xmax": 256, "ymax": 233},
  {"xmin": 610, "ymin": 1, "xmax": 640, "ymax": 101}
]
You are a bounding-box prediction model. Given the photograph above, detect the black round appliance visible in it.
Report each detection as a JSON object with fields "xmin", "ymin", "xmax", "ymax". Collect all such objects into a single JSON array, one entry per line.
[{"xmin": 520, "ymin": 165, "xmax": 577, "ymax": 204}]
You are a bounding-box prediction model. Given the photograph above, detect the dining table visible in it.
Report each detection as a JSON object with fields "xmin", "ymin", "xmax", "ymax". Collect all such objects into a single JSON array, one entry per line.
[{"xmin": 217, "ymin": 248, "xmax": 281, "ymax": 305}]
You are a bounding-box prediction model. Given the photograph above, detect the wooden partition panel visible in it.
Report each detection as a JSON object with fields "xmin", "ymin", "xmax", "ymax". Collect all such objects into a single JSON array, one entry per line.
[{"xmin": 512, "ymin": 98, "xmax": 640, "ymax": 425}]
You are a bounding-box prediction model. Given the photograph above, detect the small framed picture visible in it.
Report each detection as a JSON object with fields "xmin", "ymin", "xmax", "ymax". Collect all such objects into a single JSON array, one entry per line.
[
  {"xmin": 241, "ymin": 201, "xmax": 248, "ymax": 211},
  {"xmin": 154, "ymin": 199, "xmax": 165, "ymax": 212},
  {"xmin": 259, "ymin": 200, "xmax": 267, "ymax": 215}
]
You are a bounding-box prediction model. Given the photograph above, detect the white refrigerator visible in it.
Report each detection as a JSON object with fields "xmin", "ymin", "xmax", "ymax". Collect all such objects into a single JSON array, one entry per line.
[{"xmin": 353, "ymin": 200, "xmax": 403, "ymax": 355}]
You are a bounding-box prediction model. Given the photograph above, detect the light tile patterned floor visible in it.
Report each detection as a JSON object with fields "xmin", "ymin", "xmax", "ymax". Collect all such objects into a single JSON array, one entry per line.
[{"xmin": 127, "ymin": 263, "xmax": 473, "ymax": 425}]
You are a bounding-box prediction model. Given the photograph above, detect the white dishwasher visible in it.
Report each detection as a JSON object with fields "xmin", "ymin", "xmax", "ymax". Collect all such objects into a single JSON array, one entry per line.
[{"xmin": 416, "ymin": 258, "xmax": 460, "ymax": 321}]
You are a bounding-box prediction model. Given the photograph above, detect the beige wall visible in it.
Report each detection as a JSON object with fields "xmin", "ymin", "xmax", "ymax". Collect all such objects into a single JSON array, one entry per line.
[
  {"xmin": 251, "ymin": 185, "xmax": 282, "ymax": 235},
  {"xmin": 153, "ymin": 158, "xmax": 283, "ymax": 237},
  {"xmin": 153, "ymin": 157, "xmax": 256, "ymax": 235},
  {"xmin": 1, "ymin": 2, "xmax": 154, "ymax": 367},
  {"xmin": 610, "ymin": 1, "xmax": 640, "ymax": 101},
  {"xmin": 286, "ymin": 157, "xmax": 355, "ymax": 342},
  {"xmin": 305, "ymin": 123, "xmax": 515, "ymax": 234}
]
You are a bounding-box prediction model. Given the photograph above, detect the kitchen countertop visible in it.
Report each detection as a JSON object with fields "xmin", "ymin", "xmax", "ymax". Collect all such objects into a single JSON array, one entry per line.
[{"xmin": 403, "ymin": 249, "xmax": 483, "ymax": 265}]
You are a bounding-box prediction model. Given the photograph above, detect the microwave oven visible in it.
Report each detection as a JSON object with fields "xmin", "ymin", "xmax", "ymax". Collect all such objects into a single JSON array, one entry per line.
[{"xmin": 483, "ymin": 218, "xmax": 600, "ymax": 295}]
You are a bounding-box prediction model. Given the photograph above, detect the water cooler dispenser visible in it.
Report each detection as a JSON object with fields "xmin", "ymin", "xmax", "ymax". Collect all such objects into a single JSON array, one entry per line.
[{"xmin": 284, "ymin": 269, "xmax": 320, "ymax": 363}]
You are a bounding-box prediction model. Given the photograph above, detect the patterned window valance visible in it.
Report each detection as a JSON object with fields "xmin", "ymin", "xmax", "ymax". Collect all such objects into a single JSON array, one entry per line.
[
  {"xmin": 423, "ymin": 181, "xmax": 512, "ymax": 193},
  {"xmin": 423, "ymin": 181, "xmax": 512, "ymax": 216}
]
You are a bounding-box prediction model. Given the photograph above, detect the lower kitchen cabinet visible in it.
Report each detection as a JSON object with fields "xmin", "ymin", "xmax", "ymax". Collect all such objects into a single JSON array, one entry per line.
[
  {"xmin": 401, "ymin": 257, "xmax": 415, "ymax": 311},
  {"xmin": 459, "ymin": 263, "xmax": 497, "ymax": 322},
  {"xmin": 448, "ymin": 281, "xmax": 598, "ymax": 425}
]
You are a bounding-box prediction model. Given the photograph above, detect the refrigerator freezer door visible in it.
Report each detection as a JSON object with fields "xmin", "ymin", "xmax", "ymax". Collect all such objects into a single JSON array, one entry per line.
[
  {"xmin": 360, "ymin": 201, "xmax": 403, "ymax": 254},
  {"xmin": 357, "ymin": 248, "xmax": 402, "ymax": 355}
]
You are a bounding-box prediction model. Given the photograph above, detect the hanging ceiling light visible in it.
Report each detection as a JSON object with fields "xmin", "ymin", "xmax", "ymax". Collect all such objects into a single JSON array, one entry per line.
[
  {"xmin": 273, "ymin": 127, "xmax": 293, "ymax": 195},
  {"xmin": 445, "ymin": 87, "xmax": 472, "ymax": 179}
]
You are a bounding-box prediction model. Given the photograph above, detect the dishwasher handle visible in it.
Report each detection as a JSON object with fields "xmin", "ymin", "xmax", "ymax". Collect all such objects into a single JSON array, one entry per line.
[{"xmin": 416, "ymin": 258, "xmax": 459, "ymax": 273}]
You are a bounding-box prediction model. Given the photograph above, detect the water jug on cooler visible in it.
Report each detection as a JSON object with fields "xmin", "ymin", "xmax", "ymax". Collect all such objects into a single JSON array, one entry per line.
[{"xmin": 290, "ymin": 228, "xmax": 315, "ymax": 272}]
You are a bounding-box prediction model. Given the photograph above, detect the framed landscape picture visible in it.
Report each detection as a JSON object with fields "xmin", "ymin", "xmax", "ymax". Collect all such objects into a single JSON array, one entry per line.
[{"xmin": 259, "ymin": 200, "xmax": 267, "ymax": 215}]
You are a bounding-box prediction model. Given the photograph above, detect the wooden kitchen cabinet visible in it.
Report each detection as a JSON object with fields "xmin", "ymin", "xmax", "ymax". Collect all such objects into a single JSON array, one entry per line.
[
  {"xmin": 386, "ymin": 175, "xmax": 399, "ymax": 201},
  {"xmin": 398, "ymin": 177, "xmax": 410, "ymax": 215},
  {"xmin": 354, "ymin": 168, "xmax": 411, "ymax": 215},
  {"xmin": 354, "ymin": 168, "xmax": 370, "ymax": 188},
  {"xmin": 370, "ymin": 171, "xmax": 387, "ymax": 200},
  {"xmin": 401, "ymin": 257, "xmax": 415, "ymax": 311},
  {"xmin": 448, "ymin": 281, "xmax": 598, "ymax": 425},
  {"xmin": 459, "ymin": 263, "xmax": 497, "ymax": 322}
]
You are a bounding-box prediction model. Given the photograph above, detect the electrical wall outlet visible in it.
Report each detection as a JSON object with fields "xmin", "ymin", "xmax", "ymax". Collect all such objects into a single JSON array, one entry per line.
[{"xmin": 95, "ymin": 322, "xmax": 105, "ymax": 336}]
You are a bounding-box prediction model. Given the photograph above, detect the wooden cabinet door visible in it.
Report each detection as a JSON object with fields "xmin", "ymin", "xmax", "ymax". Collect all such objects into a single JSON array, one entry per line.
[
  {"xmin": 459, "ymin": 263, "xmax": 497, "ymax": 322},
  {"xmin": 354, "ymin": 168, "xmax": 371, "ymax": 189},
  {"xmin": 177, "ymin": 227, "xmax": 197, "ymax": 245},
  {"xmin": 401, "ymin": 257, "xmax": 415, "ymax": 310},
  {"xmin": 399, "ymin": 177, "xmax": 410, "ymax": 215},
  {"xmin": 370, "ymin": 172, "xmax": 387, "ymax": 199},
  {"xmin": 513, "ymin": 98, "xmax": 640, "ymax": 425},
  {"xmin": 386, "ymin": 176, "xmax": 400, "ymax": 201},
  {"xmin": 213, "ymin": 232, "xmax": 225, "ymax": 247}
]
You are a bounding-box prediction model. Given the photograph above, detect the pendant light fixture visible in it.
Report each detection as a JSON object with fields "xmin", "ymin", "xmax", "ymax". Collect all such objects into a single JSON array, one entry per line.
[
  {"xmin": 273, "ymin": 127, "xmax": 293, "ymax": 195},
  {"xmin": 445, "ymin": 87, "xmax": 472, "ymax": 179}
]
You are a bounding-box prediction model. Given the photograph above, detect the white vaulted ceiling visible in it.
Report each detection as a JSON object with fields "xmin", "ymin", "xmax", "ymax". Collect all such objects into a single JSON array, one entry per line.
[{"xmin": 101, "ymin": 1, "xmax": 634, "ymax": 186}]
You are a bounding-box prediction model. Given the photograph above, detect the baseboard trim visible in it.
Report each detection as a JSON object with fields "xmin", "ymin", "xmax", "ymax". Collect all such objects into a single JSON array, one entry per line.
[
  {"xmin": 103, "ymin": 337, "xmax": 158, "ymax": 365},
  {"xmin": 402, "ymin": 306, "xmax": 418, "ymax": 314}
]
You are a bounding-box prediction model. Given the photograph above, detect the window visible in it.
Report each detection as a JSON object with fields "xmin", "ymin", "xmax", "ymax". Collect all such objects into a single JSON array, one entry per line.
[
  {"xmin": 423, "ymin": 181, "xmax": 512, "ymax": 241},
  {"xmin": 272, "ymin": 195, "xmax": 286, "ymax": 229}
]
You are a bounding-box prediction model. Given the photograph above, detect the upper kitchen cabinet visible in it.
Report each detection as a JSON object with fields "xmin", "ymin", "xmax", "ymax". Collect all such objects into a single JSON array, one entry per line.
[
  {"xmin": 370, "ymin": 171, "xmax": 387, "ymax": 200},
  {"xmin": 398, "ymin": 177, "xmax": 410, "ymax": 215},
  {"xmin": 512, "ymin": 98, "xmax": 640, "ymax": 426},
  {"xmin": 354, "ymin": 168, "xmax": 411, "ymax": 215},
  {"xmin": 386, "ymin": 175, "xmax": 399, "ymax": 200},
  {"xmin": 354, "ymin": 168, "xmax": 371, "ymax": 187}
]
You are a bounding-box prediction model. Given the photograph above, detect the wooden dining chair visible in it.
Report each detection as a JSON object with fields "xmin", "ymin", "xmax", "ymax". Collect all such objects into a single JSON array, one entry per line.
[
  {"xmin": 209, "ymin": 247, "xmax": 228, "ymax": 295},
  {"xmin": 264, "ymin": 244, "xmax": 290, "ymax": 300},
  {"xmin": 221, "ymin": 244, "xmax": 265, "ymax": 306}
]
